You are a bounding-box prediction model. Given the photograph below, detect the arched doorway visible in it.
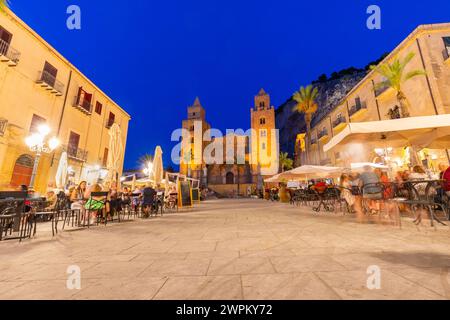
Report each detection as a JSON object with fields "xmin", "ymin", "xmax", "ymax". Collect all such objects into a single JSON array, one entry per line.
[
  {"xmin": 226, "ymin": 172, "xmax": 234, "ymax": 184},
  {"xmin": 10, "ymin": 154, "xmax": 34, "ymax": 187}
]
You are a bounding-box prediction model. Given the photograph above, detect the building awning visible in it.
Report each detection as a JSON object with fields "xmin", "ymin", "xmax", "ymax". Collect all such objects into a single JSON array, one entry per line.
[{"xmin": 323, "ymin": 114, "xmax": 450, "ymax": 153}]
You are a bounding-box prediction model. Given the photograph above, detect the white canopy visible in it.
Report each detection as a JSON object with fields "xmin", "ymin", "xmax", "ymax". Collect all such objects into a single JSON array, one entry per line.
[
  {"xmin": 350, "ymin": 162, "xmax": 389, "ymax": 171},
  {"xmin": 265, "ymin": 165, "xmax": 344, "ymax": 183},
  {"xmin": 323, "ymin": 114, "xmax": 450, "ymax": 153},
  {"xmin": 123, "ymin": 177, "xmax": 175, "ymax": 186},
  {"xmin": 264, "ymin": 173, "xmax": 284, "ymax": 183},
  {"xmin": 289, "ymin": 165, "xmax": 344, "ymax": 175}
]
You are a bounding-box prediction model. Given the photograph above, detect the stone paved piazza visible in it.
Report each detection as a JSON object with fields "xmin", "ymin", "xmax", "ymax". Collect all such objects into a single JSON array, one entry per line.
[{"xmin": 1, "ymin": 199, "xmax": 450, "ymax": 300}]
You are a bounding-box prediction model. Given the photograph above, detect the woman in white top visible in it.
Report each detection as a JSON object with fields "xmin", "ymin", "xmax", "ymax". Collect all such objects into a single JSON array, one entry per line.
[{"xmin": 408, "ymin": 165, "xmax": 428, "ymax": 195}]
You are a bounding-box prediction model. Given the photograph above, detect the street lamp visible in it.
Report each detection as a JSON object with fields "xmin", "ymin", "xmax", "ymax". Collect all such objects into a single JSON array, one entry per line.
[
  {"xmin": 143, "ymin": 161, "xmax": 153, "ymax": 180},
  {"xmin": 25, "ymin": 124, "xmax": 60, "ymax": 189}
]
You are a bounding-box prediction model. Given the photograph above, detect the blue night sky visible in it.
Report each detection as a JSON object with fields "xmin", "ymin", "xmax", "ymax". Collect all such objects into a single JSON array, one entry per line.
[{"xmin": 9, "ymin": 0, "xmax": 450, "ymax": 169}]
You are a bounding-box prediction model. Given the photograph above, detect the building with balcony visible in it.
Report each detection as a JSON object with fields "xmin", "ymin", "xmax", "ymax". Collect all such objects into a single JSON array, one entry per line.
[
  {"xmin": 297, "ymin": 23, "xmax": 450, "ymax": 169},
  {"xmin": 0, "ymin": 8, "xmax": 131, "ymax": 192}
]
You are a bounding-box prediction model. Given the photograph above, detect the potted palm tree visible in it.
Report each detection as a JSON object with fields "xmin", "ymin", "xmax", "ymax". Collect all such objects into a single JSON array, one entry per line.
[
  {"xmin": 279, "ymin": 152, "xmax": 293, "ymax": 173},
  {"xmin": 278, "ymin": 152, "xmax": 293, "ymax": 203},
  {"xmin": 292, "ymin": 85, "xmax": 319, "ymax": 165},
  {"xmin": 370, "ymin": 52, "xmax": 426, "ymax": 118}
]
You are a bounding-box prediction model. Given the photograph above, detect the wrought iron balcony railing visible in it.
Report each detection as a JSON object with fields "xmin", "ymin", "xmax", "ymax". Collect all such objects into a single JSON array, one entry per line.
[
  {"xmin": 73, "ymin": 96, "xmax": 93, "ymax": 114},
  {"xmin": 349, "ymin": 100, "xmax": 367, "ymax": 117},
  {"xmin": 443, "ymin": 47, "xmax": 450, "ymax": 61},
  {"xmin": 333, "ymin": 116, "xmax": 346, "ymax": 128},
  {"xmin": 63, "ymin": 144, "xmax": 88, "ymax": 162},
  {"xmin": 318, "ymin": 129, "xmax": 329, "ymax": 140},
  {"xmin": 36, "ymin": 70, "xmax": 65, "ymax": 95},
  {"xmin": 0, "ymin": 39, "xmax": 21, "ymax": 65},
  {"xmin": 374, "ymin": 83, "xmax": 391, "ymax": 97}
]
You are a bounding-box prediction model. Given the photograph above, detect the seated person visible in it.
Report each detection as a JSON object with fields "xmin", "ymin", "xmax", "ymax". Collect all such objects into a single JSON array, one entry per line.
[
  {"xmin": 408, "ymin": 165, "xmax": 428, "ymax": 192},
  {"xmin": 142, "ymin": 184, "xmax": 157, "ymax": 217},
  {"xmin": 311, "ymin": 180, "xmax": 328, "ymax": 194},
  {"xmin": 359, "ymin": 166, "xmax": 382, "ymax": 214},
  {"xmin": 360, "ymin": 166, "xmax": 382, "ymax": 198},
  {"xmin": 442, "ymin": 164, "xmax": 450, "ymax": 196},
  {"xmin": 45, "ymin": 190, "xmax": 58, "ymax": 210},
  {"xmin": 84, "ymin": 184, "xmax": 106, "ymax": 223}
]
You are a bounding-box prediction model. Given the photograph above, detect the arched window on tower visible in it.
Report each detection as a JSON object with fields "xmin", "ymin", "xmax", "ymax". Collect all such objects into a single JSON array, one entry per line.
[
  {"xmin": 260, "ymin": 118, "xmax": 266, "ymax": 125},
  {"xmin": 259, "ymin": 102, "xmax": 265, "ymax": 110}
]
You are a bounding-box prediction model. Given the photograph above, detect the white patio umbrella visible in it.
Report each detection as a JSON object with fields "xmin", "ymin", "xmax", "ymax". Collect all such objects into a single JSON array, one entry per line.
[
  {"xmin": 55, "ymin": 151, "xmax": 68, "ymax": 189},
  {"xmin": 288, "ymin": 165, "xmax": 344, "ymax": 180},
  {"xmin": 131, "ymin": 174, "xmax": 136, "ymax": 191},
  {"xmin": 152, "ymin": 146, "xmax": 164, "ymax": 186},
  {"xmin": 107, "ymin": 123, "xmax": 124, "ymax": 183}
]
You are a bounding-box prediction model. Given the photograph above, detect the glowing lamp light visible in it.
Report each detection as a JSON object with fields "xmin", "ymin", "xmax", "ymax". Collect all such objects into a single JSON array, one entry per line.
[
  {"xmin": 48, "ymin": 137, "xmax": 60, "ymax": 151},
  {"xmin": 38, "ymin": 124, "xmax": 51, "ymax": 137},
  {"xmin": 143, "ymin": 162, "xmax": 153, "ymax": 176},
  {"xmin": 374, "ymin": 148, "xmax": 384, "ymax": 156}
]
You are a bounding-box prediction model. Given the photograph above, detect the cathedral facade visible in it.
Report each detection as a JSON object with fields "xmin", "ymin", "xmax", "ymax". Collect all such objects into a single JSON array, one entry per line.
[{"xmin": 180, "ymin": 89, "xmax": 279, "ymax": 196}]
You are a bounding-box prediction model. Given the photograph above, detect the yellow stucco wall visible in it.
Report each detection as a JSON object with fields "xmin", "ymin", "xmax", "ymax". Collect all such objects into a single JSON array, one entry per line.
[{"xmin": 0, "ymin": 9, "xmax": 131, "ymax": 193}]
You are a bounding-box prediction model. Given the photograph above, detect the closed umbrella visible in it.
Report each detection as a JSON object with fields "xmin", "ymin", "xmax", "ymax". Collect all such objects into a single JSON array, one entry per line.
[
  {"xmin": 131, "ymin": 174, "xmax": 136, "ymax": 191},
  {"xmin": 107, "ymin": 123, "xmax": 124, "ymax": 183},
  {"xmin": 152, "ymin": 146, "xmax": 163, "ymax": 186},
  {"xmin": 55, "ymin": 151, "xmax": 68, "ymax": 189}
]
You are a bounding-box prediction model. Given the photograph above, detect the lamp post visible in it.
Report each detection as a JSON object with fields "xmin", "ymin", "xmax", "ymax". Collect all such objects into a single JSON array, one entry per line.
[{"xmin": 25, "ymin": 124, "xmax": 60, "ymax": 189}]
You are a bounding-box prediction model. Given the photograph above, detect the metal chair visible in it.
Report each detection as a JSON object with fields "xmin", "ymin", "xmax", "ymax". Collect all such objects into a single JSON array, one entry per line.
[{"xmin": 0, "ymin": 192, "xmax": 34, "ymax": 242}]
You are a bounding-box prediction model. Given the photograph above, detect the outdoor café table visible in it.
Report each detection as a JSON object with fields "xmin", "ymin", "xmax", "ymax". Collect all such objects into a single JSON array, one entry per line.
[{"xmin": 399, "ymin": 180, "xmax": 447, "ymax": 227}]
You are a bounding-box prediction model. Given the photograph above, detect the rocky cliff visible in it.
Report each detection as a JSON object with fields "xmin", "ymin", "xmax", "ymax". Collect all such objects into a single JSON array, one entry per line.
[{"xmin": 275, "ymin": 55, "xmax": 387, "ymax": 157}]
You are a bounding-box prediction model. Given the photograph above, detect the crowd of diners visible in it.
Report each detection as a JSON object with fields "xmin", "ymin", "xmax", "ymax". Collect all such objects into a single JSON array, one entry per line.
[
  {"xmin": 270, "ymin": 163, "xmax": 450, "ymax": 223},
  {"xmin": 10, "ymin": 181, "xmax": 180, "ymax": 225}
]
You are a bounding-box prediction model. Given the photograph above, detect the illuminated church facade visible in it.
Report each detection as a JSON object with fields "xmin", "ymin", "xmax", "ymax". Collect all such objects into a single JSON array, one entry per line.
[{"xmin": 180, "ymin": 89, "xmax": 279, "ymax": 196}]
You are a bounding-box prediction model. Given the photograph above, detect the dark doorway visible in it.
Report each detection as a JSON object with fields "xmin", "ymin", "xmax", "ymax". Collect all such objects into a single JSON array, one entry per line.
[{"xmin": 10, "ymin": 154, "xmax": 34, "ymax": 187}]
